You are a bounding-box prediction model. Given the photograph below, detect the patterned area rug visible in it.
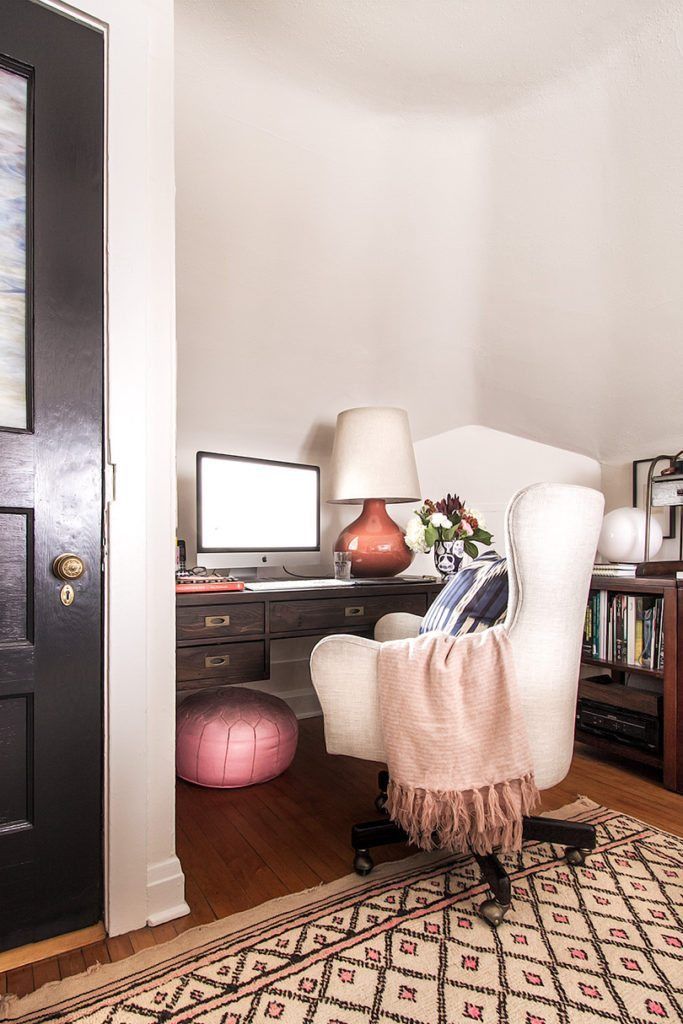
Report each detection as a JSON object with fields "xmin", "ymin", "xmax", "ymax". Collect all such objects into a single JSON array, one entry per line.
[{"xmin": 3, "ymin": 798, "xmax": 682, "ymax": 1023}]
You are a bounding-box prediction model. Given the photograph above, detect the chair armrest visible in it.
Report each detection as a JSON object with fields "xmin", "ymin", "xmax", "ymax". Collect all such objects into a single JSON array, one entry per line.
[
  {"xmin": 374, "ymin": 612, "xmax": 423, "ymax": 642},
  {"xmin": 310, "ymin": 634, "xmax": 386, "ymax": 762}
]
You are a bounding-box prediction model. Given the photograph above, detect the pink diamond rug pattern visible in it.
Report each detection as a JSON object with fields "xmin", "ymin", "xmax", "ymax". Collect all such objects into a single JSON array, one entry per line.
[{"xmin": 2, "ymin": 798, "xmax": 682, "ymax": 1023}]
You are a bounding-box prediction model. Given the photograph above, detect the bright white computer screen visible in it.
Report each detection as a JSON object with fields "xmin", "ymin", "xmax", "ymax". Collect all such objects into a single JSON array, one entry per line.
[{"xmin": 198, "ymin": 454, "xmax": 320, "ymax": 551}]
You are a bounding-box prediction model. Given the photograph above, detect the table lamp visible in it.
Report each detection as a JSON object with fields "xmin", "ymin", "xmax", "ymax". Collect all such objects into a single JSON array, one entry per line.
[{"xmin": 328, "ymin": 407, "xmax": 421, "ymax": 577}]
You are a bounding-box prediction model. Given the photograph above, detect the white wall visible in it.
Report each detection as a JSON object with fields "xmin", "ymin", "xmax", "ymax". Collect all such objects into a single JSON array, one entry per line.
[
  {"xmin": 476, "ymin": 2, "xmax": 683, "ymax": 462},
  {"xmin": 175, "ymin": 1, "xmax": 682, "ymax": 470},
  {"xmin": 174, "ymin": 7, "xmax": 491, "ymax": 718},
  {"xmin": 401, "ymin": 425, "xmax": 602, "ymax": 575},
  {"xmin": 174, "ymin": 6, "xmax": 608, "ymax": 718},
  {"xmin": 175, "ymin": 0, "xmax": 682, "ymax": 483},
  {"xmin": 174, "ymin": 2, "xmax": 487, "ymax": 569},
  {"xmin": 45, "ymin": 0, "xmax": 186, "ymax": 935}
]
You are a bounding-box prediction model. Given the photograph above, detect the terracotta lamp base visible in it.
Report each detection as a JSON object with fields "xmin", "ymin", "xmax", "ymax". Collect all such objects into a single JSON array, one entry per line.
[{"xmin": 335, "ymin": 498, "xmax": 413, "ymax": 578}]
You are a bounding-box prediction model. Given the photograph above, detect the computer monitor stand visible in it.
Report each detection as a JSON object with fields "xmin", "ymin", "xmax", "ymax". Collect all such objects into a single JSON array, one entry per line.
[{"xmin": 228, "ymin": 566, "xmax": 330, "ymax": 582}]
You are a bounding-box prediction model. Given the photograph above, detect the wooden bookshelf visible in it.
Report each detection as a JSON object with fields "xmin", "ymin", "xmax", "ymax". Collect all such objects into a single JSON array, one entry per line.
[
  {"xmin": 579, "ymin": 574, "xmax": 681, "ymax": 793},
  {"xmin": 575, "ymin": 728, "xmax": 663, "ymax": 770},
  {"xmin": 581, "ymin": 656, "xmax": 664, "ymax": 679}
]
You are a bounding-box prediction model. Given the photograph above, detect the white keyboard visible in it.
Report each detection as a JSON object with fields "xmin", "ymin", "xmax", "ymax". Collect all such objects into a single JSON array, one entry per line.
[{"xmin": 245, "ymin": 578, "xmax": 354, "ymax": 591}]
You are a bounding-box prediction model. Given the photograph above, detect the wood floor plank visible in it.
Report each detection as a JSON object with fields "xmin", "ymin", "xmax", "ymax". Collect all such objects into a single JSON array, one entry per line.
[
  {"xmin": 260, "ymin": 791, "xmax": 373, "ymax": 877},
  {"xmin": 176, "ymin": 790, "xmax": 287, "ymax": 916},
  {"xmin": 10, "ymin": 717, "xmax": 683, "ymax": 999},
  {"xmin": 31, "ymin": 957, "xmax": 61, "ymax": 990},
  {"xmin": 5, "ymin": 965, "xmax": 34, "ymax": 998},
  {"xmin": 81, "ymin": 941, "xmax": 110, "ymax": 970},
  {"xmin": 226, "ymin": 803, "xmax": 323, "ymax": 890},
  {"xmin": 105, "ymin": 935, "xmax": 134, "ymax": 964},
  {"xmin": 57, "ymin": 950, "xmax": 86, "ymax": 980},
  {"xmin": 150, "ymin": 922, "xmax": 181, "ymax": 946},
  {"xmin": 128, "ymin": 928, "xmax": 157, "ymax": 954}
]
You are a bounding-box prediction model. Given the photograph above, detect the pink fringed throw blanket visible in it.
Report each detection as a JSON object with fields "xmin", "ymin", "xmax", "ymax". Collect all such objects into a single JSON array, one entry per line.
[{"xmin": 378, "ymin": 625, "xmax": 540, "ymax": 855}]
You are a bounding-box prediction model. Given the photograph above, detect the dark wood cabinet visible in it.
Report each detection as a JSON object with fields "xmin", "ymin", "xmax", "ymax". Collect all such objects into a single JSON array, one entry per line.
[{"xmin": 176, "ymin": 579, "xmax": 442, "ymax": 694}]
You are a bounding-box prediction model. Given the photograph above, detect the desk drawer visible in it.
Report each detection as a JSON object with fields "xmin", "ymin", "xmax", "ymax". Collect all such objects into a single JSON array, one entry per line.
[
  {"xmin": 270, "ymin": 593, "xmax": 427, "ymax": 633},
  {"xmin": 176, "ymin": 640, "xmax": 267, "ymax": 689},
  {"xmin": 177, "ymin": 602, "xmax": 264, "ymax": 641}
]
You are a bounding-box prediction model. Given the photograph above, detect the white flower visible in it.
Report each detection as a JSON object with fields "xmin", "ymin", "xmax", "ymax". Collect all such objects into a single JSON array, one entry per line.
[
  {"xmin": 429, "ymin": 512, "xmax": 452, "ymax": 530},
  {"xmin": 405, "ymin": 515, "xmax": 429, "ymax": 553},
  {"xmin": 468, "ymin": 509, "xmax": 486, "ymax": 529}
]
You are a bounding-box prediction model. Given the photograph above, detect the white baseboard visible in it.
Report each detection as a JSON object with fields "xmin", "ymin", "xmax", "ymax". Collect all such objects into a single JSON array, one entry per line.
[
  {"xmin": 146, "ymin": 855, "xmax": 190, "ymax": 926},
  {"xmin": 234, "ymin": 660, "xmax": 322, "ymax": 720}
]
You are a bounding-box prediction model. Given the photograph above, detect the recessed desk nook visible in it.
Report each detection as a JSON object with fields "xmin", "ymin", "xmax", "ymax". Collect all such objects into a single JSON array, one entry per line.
[{"xmin": 176, "ymin": 579, "xmax": 444, "ymax": 692}]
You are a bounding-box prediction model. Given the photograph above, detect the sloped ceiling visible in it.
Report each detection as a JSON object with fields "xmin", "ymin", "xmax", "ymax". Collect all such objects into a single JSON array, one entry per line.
[
  {"xmin": 175, "ymin": 0, "xmax": 682, "ymax": 463},
  {"xmin": 181, "ymin": 0, "xmax": 668, "ymax": 114}
]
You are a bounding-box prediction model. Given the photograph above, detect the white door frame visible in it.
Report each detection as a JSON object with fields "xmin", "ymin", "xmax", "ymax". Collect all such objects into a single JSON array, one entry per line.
[{"xmin": 39, "ymin": 0, "xmax": 187, "ymax": 934}]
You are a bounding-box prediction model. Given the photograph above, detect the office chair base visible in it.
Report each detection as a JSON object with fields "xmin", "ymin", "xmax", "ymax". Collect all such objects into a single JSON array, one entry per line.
[
  {"xmin": 350, "ymin": 799, "xmax": 598, "ymax": 924},
  {"xmin": 474, "ymin": 851, "xmax": 512, "ymax": 910},
  {"xmin": 353, "ymin": 849, "xmax": 374, "ymax": 876},
  {"xmin": 375, "ymin": 769, "xmax": 390, "ymax": 814},
  {"xmin": 479, "ymin": 898, "xmax": 511, "ymax": 927},
  {"xmin": 565, "ymin": 846, "xmax": 591, "ymax": 866}
]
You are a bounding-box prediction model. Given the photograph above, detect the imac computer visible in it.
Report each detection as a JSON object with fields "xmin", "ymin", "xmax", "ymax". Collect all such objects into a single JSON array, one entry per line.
[{"xmin": 196, "ymin": 451, "xmax": 321, "ymax": 577}]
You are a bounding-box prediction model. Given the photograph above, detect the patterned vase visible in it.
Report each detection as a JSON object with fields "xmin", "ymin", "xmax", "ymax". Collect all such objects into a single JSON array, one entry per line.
[{"xmin": 433, "ymin": 539, "xmax": 464, "ymax": 581}]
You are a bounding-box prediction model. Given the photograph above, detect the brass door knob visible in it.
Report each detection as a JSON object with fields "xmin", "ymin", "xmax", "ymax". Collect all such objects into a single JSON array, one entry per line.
[{"xmin": 53, "ymin": 553, "xmax": 85, "ymax": 581}]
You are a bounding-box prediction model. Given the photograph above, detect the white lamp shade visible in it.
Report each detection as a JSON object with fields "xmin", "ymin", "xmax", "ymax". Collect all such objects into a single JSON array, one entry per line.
[
  {"xmin": 597, "ymin": 507, "xmax": 663, "ymax": 563},
  {"xmin": 328, "ymin": 407, "xmax": 421, "ymax": 505}
]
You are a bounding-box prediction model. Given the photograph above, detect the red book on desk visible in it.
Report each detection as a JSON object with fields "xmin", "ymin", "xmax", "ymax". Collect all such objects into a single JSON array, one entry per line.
[{"xmin": 175, "ymin": 581, "xmax": 245, "ymax": 593}]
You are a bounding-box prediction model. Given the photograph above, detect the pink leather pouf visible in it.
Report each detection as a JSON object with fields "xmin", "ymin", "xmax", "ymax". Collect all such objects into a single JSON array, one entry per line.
[{"xmin": 176, "ymin": 688, "xmax": 299, "ymax": 788}]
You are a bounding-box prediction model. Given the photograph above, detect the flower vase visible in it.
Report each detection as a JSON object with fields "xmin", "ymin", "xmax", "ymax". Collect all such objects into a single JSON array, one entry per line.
[{"xmin": 433, "ymin": 539, "xmax": 464, "ymax": 581}]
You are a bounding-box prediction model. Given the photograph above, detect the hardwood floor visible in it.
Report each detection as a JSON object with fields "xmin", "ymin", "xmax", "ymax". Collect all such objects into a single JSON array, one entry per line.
[{"xmin": 2, "ymin": 718, "xmax": 682, "ymax": 999}]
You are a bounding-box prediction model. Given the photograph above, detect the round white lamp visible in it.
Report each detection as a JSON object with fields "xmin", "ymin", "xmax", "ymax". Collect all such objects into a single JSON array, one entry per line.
[{"xmin": 597, "ymin": 507, "xmax": 663, "ymax": 564}]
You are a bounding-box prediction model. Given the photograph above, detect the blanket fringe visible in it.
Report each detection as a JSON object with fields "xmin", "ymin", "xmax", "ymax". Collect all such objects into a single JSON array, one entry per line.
[{"xmin": 386, "ymin": 774, "xmax": 541, "ymax": 855}]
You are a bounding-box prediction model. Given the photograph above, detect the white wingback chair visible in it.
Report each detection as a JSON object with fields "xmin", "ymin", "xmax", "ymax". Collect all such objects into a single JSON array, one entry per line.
[
  {"xmin": 311, "ymin": 483, "xmax": 604, "ymax": 788},
  {"xmin": 310, "ymin": 484, "xmax": 605, "ymax": 923}
]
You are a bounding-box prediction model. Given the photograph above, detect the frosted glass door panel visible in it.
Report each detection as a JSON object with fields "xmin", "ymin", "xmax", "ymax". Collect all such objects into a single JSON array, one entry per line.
[{"xmin": 0, "ymin": 66, "xmax": 28, "ymax": 430}]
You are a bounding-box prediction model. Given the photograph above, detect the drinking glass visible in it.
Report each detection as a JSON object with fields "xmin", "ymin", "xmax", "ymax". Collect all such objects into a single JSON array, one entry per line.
[{"xmin": 334, "ymin": 551, "xmax": 353, "ymax": 581}]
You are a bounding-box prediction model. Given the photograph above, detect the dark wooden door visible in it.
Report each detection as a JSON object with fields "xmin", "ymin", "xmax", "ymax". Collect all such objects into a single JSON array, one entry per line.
[{"xmin": 0, "ymin": 2, "xmax": 104, "ymax": 951}]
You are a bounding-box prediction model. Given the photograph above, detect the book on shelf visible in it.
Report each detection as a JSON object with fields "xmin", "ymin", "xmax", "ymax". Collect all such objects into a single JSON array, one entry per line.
[
  {"xmin": 592, "ymin": 562, "xmax": 637, "ymax": 577},
  {"xmin": 583, "ymin": 587, "xmax": 664, "ymax": 671}
]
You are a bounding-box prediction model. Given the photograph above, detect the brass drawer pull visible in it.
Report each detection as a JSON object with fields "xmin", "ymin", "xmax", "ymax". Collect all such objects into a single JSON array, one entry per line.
[
  {"xmin": 204, "ymin": 654, "xmax": 230, "ymax": 668},
  {"xmin": 205, "ymin": 614, "xmax": 230, "ymax": 627},
  {"xmin": 345, "ymin": 606, "xmax": 365, "ymax": 617}
]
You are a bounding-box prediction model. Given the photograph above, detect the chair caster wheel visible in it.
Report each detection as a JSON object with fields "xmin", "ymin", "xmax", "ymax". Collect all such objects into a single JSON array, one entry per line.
[
  {"xmin": 565, "ymin": 846, "xmax": 590, "ymax": 866},
  {"xmin": 479, "ymin": 899, "xmax": 510, "ymax": 928},
  {"xmin": 374, "ymin": 793, "xmax": 388, "ymax": 814},
  {"xmin": 354, "ymin": 850, "xmax": 374, "ymax": 876}
]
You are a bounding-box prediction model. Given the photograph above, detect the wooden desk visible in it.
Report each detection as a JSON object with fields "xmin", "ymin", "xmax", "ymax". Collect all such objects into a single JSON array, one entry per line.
[{"xmin": 176, "ymin": 579, "xmax": 443, "ymax": 692}]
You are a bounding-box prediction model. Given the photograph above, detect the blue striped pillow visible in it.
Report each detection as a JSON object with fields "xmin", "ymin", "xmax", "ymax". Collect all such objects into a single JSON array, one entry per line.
[{"xmin": 420, "ymin": 551, "xmax": 508, "ymax": 637}]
